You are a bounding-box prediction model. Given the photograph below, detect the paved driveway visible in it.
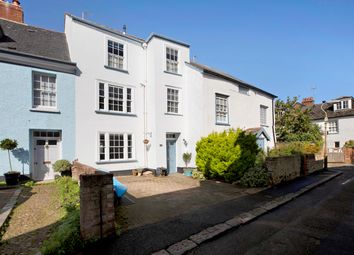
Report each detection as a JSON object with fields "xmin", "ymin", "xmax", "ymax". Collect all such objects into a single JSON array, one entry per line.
[{"xmin": 116, "ymin": 173, "xmax": 263, "ymax": 230}]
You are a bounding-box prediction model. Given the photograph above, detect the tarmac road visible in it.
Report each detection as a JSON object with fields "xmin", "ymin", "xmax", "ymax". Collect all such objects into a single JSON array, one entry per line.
[{"xmin": 188, "ymin": 166, "xmax": 354, "ymax": 255}]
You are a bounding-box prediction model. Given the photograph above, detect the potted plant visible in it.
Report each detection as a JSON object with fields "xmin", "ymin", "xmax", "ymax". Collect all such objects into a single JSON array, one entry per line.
[
  {"xmin": 182, "ymin": 152, "xmax": 193, "ymax": 176},
  {"xmin": 0, "ymin": 138, "xmax": 20, "ymax": 185},
  {"xmin": 53, "ymin": 159, "xmax": 72, "ymax": 177}
]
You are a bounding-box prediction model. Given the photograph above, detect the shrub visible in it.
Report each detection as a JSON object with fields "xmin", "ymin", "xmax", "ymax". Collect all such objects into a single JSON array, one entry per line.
[
  {"xmin": 41, "ymin": 209, "xmax": 82, "ymax": 255},
  {"xmin": 192, "ymin": 169, "xmax": 206, "ymax": 181},
  {"xmin": 195, "ymin": 129, "xmax": 260, "ymax": 183},
  {"xmin": 182, "ymin": 152, "xmax": 192, "ymax": 167},
  {"xmin": 268, "ymin": 142, "xmax": 321, "ymax": 157},
  {"xmin": 53, "ymin": 160, "xmax": 72, "ymax": 173},
  {"xmin": 344, "ymin": 140, "xmax": 354, "ymax": 148},
  {"xmin": 0, "ymin": 138, "xmax": 18, "ymax": 172},
  {"xmin": 237, "ymin": 166, "xmax": 270, "ymax": 188},
  {"xmin": 55, "ymin": 176, "xmax": 79, "ymax": 211},
  {"xmin": 42, "ymin": 177, "xmax": 81, "ymax": 255}
]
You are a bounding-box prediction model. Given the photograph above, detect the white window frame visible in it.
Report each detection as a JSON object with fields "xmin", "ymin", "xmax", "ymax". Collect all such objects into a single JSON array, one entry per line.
[
  {"xmin": 215, "ymin": 94, "xmax": 229, "ymax": 125},
  {"xmin": 166, "ymin": 86, "xmax": 180, "ymax": 114},
  {"xmin": 105, "ymin": 38, "xmax": 127, "ymax": 70},
  {"xmin": 97, "ymin": 132, "xmax": 135, "ymax": 162},
  {"xmin": 165, "ymin": 46, "xmax": 179, "ymax": 74},
  {"xmin": 32, "ymin": 72, "xmax": 57, "ymax": 110},
  {"xmin": 96, "ymin": 81, "xmax": 135, "ymax": 114},
  {"xmin": 342, "ymin": 100, "xmax": 349, "ymax": 109},
  {"xmin": 328, "ymin": 121, "xmax": 338, "ymax": 134},
  {"xmin": 260, "ymin": 105, "xmax": 268, "ymax": 126}
]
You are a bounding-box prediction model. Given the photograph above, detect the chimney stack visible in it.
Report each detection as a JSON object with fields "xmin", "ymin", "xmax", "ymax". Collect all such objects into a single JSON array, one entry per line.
[
  {"xmin": 0, "ymin": 0, "xmax": 24, "ymax": 23},
  {"xmin": 123, "ymin": 24, "xmax": 127, "ymax": 34},
  {"xmin": 302, "ymin": 97, "xmax": 315, "ymax": 107}
]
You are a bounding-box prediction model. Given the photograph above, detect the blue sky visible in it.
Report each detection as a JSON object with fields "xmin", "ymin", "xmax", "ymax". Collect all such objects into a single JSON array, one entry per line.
[{"xmin": 22, "ymin": 0, "xmax": 354, "ymax": 102}]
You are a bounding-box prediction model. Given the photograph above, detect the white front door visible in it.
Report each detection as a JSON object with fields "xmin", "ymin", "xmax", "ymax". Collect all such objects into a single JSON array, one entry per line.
[{"xmin": 33, "ymin": 131, "xmax": 61, "ymax": 181}]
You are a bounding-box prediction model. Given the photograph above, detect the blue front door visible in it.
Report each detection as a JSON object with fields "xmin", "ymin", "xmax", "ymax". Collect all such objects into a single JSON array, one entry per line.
[{"xmin": 166, "ymin": 139, "xmax": 176, "ymax": 173}]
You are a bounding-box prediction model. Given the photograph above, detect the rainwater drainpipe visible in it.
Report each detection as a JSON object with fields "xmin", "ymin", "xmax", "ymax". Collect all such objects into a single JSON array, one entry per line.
[
  {"xmin": 272, "ymin": 98, "xmax": 277, "ymax": 148},
  {"xmin": 141, "ymin": 42, "xmax": 148, "ymax": 168}
]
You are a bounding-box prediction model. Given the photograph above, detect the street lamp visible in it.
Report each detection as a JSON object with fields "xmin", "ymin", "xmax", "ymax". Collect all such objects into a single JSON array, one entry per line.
[{"xmin": 321, "ymin": 101, "xmax": 328, "ymax": 169}]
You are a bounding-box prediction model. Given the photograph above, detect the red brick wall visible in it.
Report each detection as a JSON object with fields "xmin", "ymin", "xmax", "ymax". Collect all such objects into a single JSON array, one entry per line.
[
  {"xmin": 0, "ymin": 1, "xmax": 24, "ymax": 23},
  {"xmin": 344, "ymin": 147, "xmax": 354, "ymax": 164},
  {"xmin": 71, "ymin": 161, "xmax": 97, "ymax": 182}
]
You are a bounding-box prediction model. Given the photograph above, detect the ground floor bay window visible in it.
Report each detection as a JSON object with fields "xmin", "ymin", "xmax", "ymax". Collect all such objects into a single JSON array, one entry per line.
[{"xmin": 98, "ymin": 132, "xmax": 134, "ymax": 162}]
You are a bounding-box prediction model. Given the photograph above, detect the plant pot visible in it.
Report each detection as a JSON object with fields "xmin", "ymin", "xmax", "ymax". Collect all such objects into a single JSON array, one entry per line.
[
  {"xmin": 4, "ymin": 172, "xmax": 20, "ymax": 186},
  {"xmin": 183, "ymin": 168, "xmax": 193, "ymax": 177},
  {"xmin": 60, "ymin": 170, "xmax": 72, "ymax": 177}
]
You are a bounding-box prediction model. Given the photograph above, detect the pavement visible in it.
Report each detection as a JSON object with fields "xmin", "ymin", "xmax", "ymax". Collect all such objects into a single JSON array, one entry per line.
[
  {"xmin": 83, "ymin": 168, "xmax": 342, "ymax": 255},
  {"xmin": 188, "ymin": 166, "xmax": 354, "ymax": 255}
]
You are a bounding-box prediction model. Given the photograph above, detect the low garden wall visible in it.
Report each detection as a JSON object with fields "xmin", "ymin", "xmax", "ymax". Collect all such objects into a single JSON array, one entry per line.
[
  {"xmin": 265, "ymin": 155, "xmax": 301, "ymax": 185},
  {"xmin": 73, "ymin": 161, "xmax": 115, "ymax": 241},
  {"xmin": 344, "ymin": 147, "xmax": 354, "ymax": 164}
]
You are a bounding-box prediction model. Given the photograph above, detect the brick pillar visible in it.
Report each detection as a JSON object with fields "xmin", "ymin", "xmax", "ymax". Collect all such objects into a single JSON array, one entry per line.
[{"xmin": 80, "ymin": 173, "xmax": 115, "ymax": 240}]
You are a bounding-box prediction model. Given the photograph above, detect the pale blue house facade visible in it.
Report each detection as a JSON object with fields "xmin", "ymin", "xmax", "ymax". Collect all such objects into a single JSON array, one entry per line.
[{"xmin": 0, "ymin": 18, "xmax": 76, "ymax": 180}]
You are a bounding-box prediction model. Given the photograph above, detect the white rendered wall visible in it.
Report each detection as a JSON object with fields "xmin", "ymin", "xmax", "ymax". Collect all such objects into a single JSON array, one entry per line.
[
  {"xmin": 314, "ymin": 117, "xmax": 354, "ymax": 149},
  {"xmin": 65, "ymin": 14, "xmax": 275, "ymax": 172}
]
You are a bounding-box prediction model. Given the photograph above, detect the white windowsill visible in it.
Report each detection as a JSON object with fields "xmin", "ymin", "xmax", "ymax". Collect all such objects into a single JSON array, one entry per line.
[
  {"xmin": 216, "ymin": 122, "xmax": 230, "ymax": 126},
  {"xmin": 95, "ymin": 110, "xmax": 137, "ymax": 117},
  {"xmin": 96, "ymin": 159, "xmax": 138, "ymax": 164},
  {"xmin": 30, "ymin": 108, "xmax": 60, "ymax": 114},
  {"xmin": 165, "ymin": 112, "xmax": 183, "ymax": 116},
  {"xmin": 104, "ymin": 65, "xmax": 129, "ymax": 74},
  {"xmin": 164, "ymin": 70, "xmax": 182, "ymax": 76}
]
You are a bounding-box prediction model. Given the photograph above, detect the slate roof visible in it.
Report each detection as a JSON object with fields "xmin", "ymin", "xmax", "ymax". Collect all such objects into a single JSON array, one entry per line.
[
  {"xmin": 189, "ymin": 61, "xmax": 277, "ymax": 98},
  {"xmin": 308, "ymin": 97, "xmax": 354, "ymax": 120},
  {"xmin": 0, "ymin": 18, "xmax": 71, "ymax": 62}
]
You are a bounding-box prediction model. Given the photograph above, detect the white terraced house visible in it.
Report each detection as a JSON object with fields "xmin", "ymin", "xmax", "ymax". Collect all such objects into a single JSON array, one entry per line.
[{"xmin": 64, "ymin": 14, "xmax": 277, "ymax": 174}]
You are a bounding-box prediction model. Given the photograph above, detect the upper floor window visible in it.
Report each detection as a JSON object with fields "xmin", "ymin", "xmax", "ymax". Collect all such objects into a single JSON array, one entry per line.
[
  {"xmin": 98, "ymin": 132, "xmax": 134, "ymax": 161},
  {"xmin": 97, "ymin": 82, "xmax": 134, "ymax": 114},
  {"xmin": 166, "ymin": 47, "xmax": 178, "ymax": 73},
  {"xmin": 342, "ymin": 100, "xmax": 349, "ymax": 109},
  {"xmin": 215, "ymin": 94, "xmax": 229, "ymax": 124},
  {"xmin": 167, "ymin": 88, "xmax": 179, "ymax": 114},
  {"xmin": 239, "ymin": 86, "xmax": 249, "ymax": 95},
  {"xmin": 33, "ymin": 72, "xmax": 56, "ymax": 109},
  {"xmin": 328, "ymin": 121, "xmax": 338, "ymax": 134},
  {"xmin": 260, "ymin": 105, "xmax": 268, "ymax": 126},
  {"xmin": 107, "ymin": 40, "xmax": 125, "ymax": 70}
]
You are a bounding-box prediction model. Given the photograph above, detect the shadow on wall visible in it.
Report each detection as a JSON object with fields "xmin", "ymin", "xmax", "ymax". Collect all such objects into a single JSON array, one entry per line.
[{"xmin": 12, "ymin": 147, "xmax": 29, "ymax": 175}]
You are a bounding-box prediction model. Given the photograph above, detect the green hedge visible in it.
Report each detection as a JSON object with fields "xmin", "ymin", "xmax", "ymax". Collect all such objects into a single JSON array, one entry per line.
[
  {"xmin": 195, "ymin": 129, "xmax": 260, "ymax": 183},
  {"xmin": 41, "ymin": 177, "xmax": 82, "ymax": 255},
  {"xmin": 268, "ymin": 142, "xmax": 321, "ymax": 157}
]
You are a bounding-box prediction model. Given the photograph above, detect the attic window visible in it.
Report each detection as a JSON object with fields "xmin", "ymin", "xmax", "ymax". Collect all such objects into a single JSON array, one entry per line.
[{"xmin": 335, "ymin": 100, "xmax": 350, "ymax": 111}]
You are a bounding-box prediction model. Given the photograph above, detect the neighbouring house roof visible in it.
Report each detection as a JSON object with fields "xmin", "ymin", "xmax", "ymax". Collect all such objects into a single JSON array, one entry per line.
[
  {"xmin": 0, "ymin": 18, "xmax": 72, "ymax": 62},
  {"xmin": 146, "ymin": 33, "xmax": 190, "ymax": 48},
  {"xmin": 66, "ymin": 14, "xmax": 190, "ymax": 48},
  {"xmin": 66, "ymin": 14, "xmax": 145, "ymax": 44},
  {"xmin": 188, "ymin": 61, "xmax": 277, "ymax": 98},
  {"xmin": 246, "ymin": 127, "xmax": 271, "ymax": 141},
  {"xmin": 308, "ymin": 99, "xmax": 354, "ymax": 120}
]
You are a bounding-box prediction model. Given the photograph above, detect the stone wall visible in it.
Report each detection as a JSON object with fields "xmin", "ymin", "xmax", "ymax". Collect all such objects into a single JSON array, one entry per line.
[
  {"xmin": 265, "ymin": 155, "xmax": 301, "ymax": 185},
  {"xmin": 72, "ymin": 161, "xmax": 97, "ymax": 182},
  {"xmin": 306, "ymin": 158, "xmax": 324, "ymax": 174},
  {"xmin": 80, "ymin": 172, "xmax": 115, "ymax": 240},
  {"xmin": 344, "ymin": 147, "xmax": 354, "ymax": 164}
]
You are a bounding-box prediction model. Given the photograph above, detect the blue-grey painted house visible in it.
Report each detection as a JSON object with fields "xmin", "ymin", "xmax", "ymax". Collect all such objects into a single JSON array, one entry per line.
[{"xmin": 0, "ymin": 9, "xmax": 76, "ymax": 180}]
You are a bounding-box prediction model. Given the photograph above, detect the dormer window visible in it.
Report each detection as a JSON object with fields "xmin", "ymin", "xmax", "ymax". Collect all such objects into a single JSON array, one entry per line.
[
  {"xmin": 342, "ymin": 100, "xmax": 349, "ymax": 109},
  {"xmin": 166, "ymin": 47, "xmax": 178, "ymax": 73},
  {"xmin": 335, "ymin": 100, "xmax": 351, "ymax": 111}
]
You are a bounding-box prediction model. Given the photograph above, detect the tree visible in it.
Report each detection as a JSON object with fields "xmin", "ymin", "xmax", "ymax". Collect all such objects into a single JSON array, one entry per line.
[
  {"xmin": 275, "ymin": 97, "xmax": 322, "ymax": 144},
  {"xmin": 0, "ymin": 139, "xmax": 18, "ymax": 171},
  {"xmin": 182, "ymin": 152, "xmax": 192, "ymax": 167}
]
